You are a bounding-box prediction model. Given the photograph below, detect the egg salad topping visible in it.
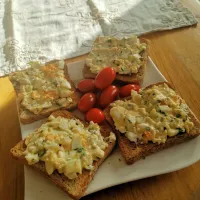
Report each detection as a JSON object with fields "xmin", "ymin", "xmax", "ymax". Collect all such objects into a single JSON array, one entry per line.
[
  {"xmin": 24, "ymin": 115, "xmax": 109, "ymax": 179},
  {"xmin": 110, "ymin": 83, "xmax": 194, "ymax": 144},
  {"xmin": 86, "ymin": 35, "xmax": 147, "ymax": 75},
  {"xmin": 9, "ymin": 61, "xmax": 74, "ymax": 114}
]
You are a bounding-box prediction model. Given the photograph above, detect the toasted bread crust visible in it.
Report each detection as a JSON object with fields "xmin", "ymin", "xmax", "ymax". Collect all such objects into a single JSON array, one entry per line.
[
  {"xmin": 10, "ymin": 110, "xmax": 116, "ymax": 199},
  {"xmin": 83, "ymin": 38, "xmax": 150, "ymax": 84},
  {"xmin": 104, "ymin": 82, "xmax": 200, "ymax": 164},
  {"xmin": 9, "ymin": 62, "xmax": 80, "ymax": 124}
]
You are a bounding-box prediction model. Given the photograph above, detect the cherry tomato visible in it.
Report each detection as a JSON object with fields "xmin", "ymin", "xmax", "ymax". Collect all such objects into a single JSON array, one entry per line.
[
  {"xmin": 78, "ymin": 93, "xmax": 96, "ymax": 112},
  {"xmin": 95, "ymin": 67, "xmax": 116, "ymax": 90},
  {"xmin": 85, "ymin": 108, "xmax": 105, "ymax": 124},
  {"xmin": 119, "ymin": 84, "xmax": 140, "ymax": 97},
  {"xmin": 99, "ymin": 85, "xmax": 119, "ymax": 108},
  {"xmin": 77, "ymin": 79, "xmax": 95, "ymax": 93}
]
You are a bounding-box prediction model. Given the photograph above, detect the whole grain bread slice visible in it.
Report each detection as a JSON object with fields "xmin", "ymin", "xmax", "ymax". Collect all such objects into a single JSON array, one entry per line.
[
  {"xmin": 104, "ymin": 82, "xmax": 200, "ymax": 164},
  {"xmin": 9, "ymin": 62, "xmax": 80, "ymax": 124},
  {"xmin": 10, "ymin": 110, "xmax": 116, "ymax": 200},
  {"xmin": 82, "ymin": 38, "xmax": 150, "ymax": 84}
]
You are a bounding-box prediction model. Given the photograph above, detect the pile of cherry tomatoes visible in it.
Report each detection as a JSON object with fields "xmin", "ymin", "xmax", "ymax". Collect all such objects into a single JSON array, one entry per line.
[{"xmin": 77, "ymin": 67, "xmax": 140, "ymax": 124}]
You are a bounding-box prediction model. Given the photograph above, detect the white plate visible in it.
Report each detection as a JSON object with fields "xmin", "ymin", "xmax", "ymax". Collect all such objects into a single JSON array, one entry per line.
[{"xmin": 21, "ymin": 57, "xmax": 200, "ymax": 200}]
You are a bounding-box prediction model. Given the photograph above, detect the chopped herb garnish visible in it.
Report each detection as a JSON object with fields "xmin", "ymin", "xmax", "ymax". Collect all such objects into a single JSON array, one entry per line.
[
  {"xmin": 157, "ymin": 100, "xmax": 161, "ymax": 103},
  {"xmin": 75, "ymin": 147, "xmax": 84, "ymax": 153},
  {"xmin": 128, "ymin": 119, "xmax": 132, "ymax": 123},
  {"xmin": 75, "ymin": 147, "xmax": 86, "ymax": 156},
  {"xmin": 164, "ymin": 127, "xmax": 167, "ymax": 130},
  {"xmin": 176, "ymin": 114, "xmax": 181, "ymax": 118},
  {"xmin": 107, "ymin": 39, "xmax": 112, "ymax": 43},
  {"xmin": 145, "ymin": 127, "xmax": 150, "ymax": 131},
  {"xmin": 158, "ymin": 110, "xmax": 166, "ymax": 116},
  {"xmin": 176, "ymin": 128, "xmax": 186, "ymax": 134},
  {"xmin": 38, "ymin": 150, "xmax": 46, "ymax": 157},
  {"xmin": 121, "ymin": 67, "xmax": 124, "ymax": 71}
]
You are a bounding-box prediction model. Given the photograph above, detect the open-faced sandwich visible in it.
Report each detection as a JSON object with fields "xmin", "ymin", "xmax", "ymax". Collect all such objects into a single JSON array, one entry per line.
[
  {"xmin": 83, "ymin": 35, "xmax": 149, "ymax": 83},
  {"xmin": 10, "ymin": 110, "xmax": 116, "ymax": 199},
  {"xmin": 9, "ymin": 61, "xmax": 80, "ymax": 124},
  {"xmin": 104, "ymin": 82, "xmax": 200, "ymax": 164}
]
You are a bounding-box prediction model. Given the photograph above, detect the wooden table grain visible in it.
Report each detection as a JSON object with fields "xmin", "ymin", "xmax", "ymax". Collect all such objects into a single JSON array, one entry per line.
[{"xmin": 1, "ymin": 1, "xmax": 200, "ymax": 200}]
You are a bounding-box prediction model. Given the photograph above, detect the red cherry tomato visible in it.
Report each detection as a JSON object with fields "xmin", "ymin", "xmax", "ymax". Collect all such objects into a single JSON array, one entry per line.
[
  {"xmin": 99, "ymin": 85, "xmax": 119, "ymax": 108},
  {"xmin": 77, "ymin": 79, "xmax": 95, "ymax": 93},
  {"xmin": 119, "ymin": 84, "xmax": 140, "ymax": 97},
  {"xmin": 95, "ymin": 67, "xmax": 116, "ymax": 90},
  {"xmin": 85, "ymin": 108, "xmax": 105, "ymax": 124},
  {"xmin": 78, "ymin": 93, "xmax": 96, "ymax": 112}
]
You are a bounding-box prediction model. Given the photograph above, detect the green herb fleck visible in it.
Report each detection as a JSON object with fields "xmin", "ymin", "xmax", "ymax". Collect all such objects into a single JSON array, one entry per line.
[
  {"xmin": 158, "ymin": 110, "xmax": 166, "ymax": 116},
  {"xmin": 38, "ymin": 150, "xmax": 46, "ymax": 157},
  {"xmin": 121, "ymin": 67, "xmax": 124, "ymax": 71},
  {"xmin": 176, "ymin": 128, "xmax": 186, "ymax": 134},
  {"xmin": 107, "ymin": 39, "xmax": 112, "ymax": 43},
  {"xmin": 128, "ymin": 119, "xmax": 132, "ymax": 123},
  {"xmin": 75, "ymin": 147, "xmax": 86, "ymax": 157},
  {"xmin": 157, "ymin": 100, "xmax": 161, "ymax": 103},
  {"xmin": 145, "ymin": 127, "xmax": 150, "ymax": 131},
  {"xmin": 176, "ymin": 114, "xmax": 181, "ymax": 118},
  {"xmin": 75, "ymin": 147, "xmax": 84, "ymax": 153}
]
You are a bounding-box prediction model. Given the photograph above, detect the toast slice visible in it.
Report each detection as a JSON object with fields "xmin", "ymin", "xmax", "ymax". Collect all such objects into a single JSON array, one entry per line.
[
  {"xmin": 9, "ymin": 61, "xmax": 80, "ymax": 124},
  {"xmin": 10, "ymin": 110, "xmax": 116, "ymax": 200},
  {"xmin": 104, "ymin": 82, "xmax": 200, "ymax": 164},
  {"xmin": 83, "ymin": 38, "xmax": 149, "ymax": 84}
]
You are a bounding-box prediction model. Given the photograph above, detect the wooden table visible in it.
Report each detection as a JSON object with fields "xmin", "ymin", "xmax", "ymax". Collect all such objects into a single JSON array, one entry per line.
[{"xmin": 1, "ymin": 1, "xmax": 200, "ymax": 200}]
